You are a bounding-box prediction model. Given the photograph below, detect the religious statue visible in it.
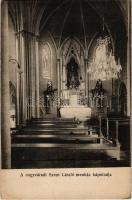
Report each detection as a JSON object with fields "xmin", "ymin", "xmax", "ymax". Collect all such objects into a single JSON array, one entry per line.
[
  {"xmin": 91, "ymin": 79, "xmax": 106, "ymax": 97},
  {"xmin": 43, "ymin": 81, "xmax": 57, "ymax": 114},
  {"xmin": 90, "ymin": 79, "xmax": 106, "ymax": 108},
  {"xmin": 95, "ymin": 79, "xmax": 103, "ymax": 96},
  {"xmin": 66, "ymin": 57, "xmax": 80, "ymax": 89}
]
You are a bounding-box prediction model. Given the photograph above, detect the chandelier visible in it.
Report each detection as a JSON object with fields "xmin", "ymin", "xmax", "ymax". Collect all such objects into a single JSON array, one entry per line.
[{"xmin": 88, "ymin": 36, "xmax": 122, "ymax": 81}]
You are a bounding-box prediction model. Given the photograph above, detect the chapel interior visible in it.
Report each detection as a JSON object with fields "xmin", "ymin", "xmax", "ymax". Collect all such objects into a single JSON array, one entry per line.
[{"xmin": 1, "ymin": 0, "xmax": 131, "ymax": 169}]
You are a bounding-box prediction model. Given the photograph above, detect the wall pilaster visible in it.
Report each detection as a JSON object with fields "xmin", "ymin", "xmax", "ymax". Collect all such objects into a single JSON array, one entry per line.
[{"xmin": 1, "ymin": 1, "xmax": 11, "ymax": 168}]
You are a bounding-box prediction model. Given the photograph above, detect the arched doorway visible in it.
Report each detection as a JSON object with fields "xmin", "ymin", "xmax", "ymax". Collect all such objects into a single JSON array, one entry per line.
[{"xmin": 118, "ymin": 82, "xmax": 127, "ymax": 116}]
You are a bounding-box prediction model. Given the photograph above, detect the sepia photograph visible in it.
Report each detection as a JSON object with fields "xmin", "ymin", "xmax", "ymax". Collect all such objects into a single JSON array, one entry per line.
[
  {"xmin": 1, "ymin": 0, "xmax": 132, "ymax": 199},
  {"xmin": 1, "ymin": 0, "xmax": 131, "ymax": 170}
]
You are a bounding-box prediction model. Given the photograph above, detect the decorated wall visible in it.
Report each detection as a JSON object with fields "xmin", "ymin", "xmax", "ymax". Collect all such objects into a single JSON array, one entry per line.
[{"xmin": 39, "ymin": 32, "xmax": 57, "ymax": 97}]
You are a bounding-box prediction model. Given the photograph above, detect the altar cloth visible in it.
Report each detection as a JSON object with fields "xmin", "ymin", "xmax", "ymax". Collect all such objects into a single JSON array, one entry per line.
[{"xmin": 60, "ymin": 106, "xmax": 91, "ymax": 119}]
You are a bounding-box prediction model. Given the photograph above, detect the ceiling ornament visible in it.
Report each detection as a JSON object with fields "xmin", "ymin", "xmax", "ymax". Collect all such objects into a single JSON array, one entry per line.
[
  {"xmin": 87, "ymin": 12, "xmax": 122, "ymax": 81},
  {"xmin": 88, "ymin": 35, "xmax": 122, "ymax": 81}
]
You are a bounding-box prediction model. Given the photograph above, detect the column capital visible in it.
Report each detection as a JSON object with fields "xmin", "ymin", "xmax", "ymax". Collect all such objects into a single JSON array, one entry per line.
[{"xmin": 1, "ymin": 0, "xmax": 11, "ymax": 168}]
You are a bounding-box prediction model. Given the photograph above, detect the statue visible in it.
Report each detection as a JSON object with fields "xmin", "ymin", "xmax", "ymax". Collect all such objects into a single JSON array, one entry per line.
[
  {"xmin": 90, "ymin": 79, "xmax": 106, "ymax": 108},
  {"xmin": 95, "ymin": 79, "xmax": 103, "ymax": 96},
  {"xmin": 66, "ymin": 57, "xmax": 80, "ymax": 89},
  {"xmin": 44, "ymin": 81, "xmax": 57, "ymax": 114},
  {"xmin": 91, "ymin": 79, "xmax": 106, "ymax": 97}
]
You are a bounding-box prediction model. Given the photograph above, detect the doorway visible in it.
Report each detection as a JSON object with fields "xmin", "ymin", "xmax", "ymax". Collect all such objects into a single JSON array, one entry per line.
[{"xmin": 118, "ymin": 82, "xmax": 127, "ymax": 116}]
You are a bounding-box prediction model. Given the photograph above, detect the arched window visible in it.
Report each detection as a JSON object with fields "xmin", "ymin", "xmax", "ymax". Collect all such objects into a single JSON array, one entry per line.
[{"xmin": 42, "ymin": 43, "xmax": 52, "ymax": 79}]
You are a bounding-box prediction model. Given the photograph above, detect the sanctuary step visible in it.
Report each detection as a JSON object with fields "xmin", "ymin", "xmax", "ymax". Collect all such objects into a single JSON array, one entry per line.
[
  {"xmin": 16, "ymin": 118, "xmax": 95, "ymax": 135},
  {"xmin": 18, "ymin": 128, "xmax": 93, "ymax": 134},
  {"xmin": 12, "ymin": 119, "xmax": 99, "ymax": 142},
  {"xmin": 26, "ymin": 118, "xmax": 79, "ymax": 127},
  {"xmin": 11, "ymin": 117, "xmax": 121, "ymax": 168}
]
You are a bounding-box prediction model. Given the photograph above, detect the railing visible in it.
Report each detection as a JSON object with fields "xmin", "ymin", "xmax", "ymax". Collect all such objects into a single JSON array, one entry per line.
[
  {"xmin": 59, "ymin": 94, "xmax": 112, "ymax": 108},
  {"xmin": 26, "ymin": 94, "xmax": 119, "ymax": 110},
  {"xmin": 99, "ymin": 116, "xmax": 120, "ymax": 147}
]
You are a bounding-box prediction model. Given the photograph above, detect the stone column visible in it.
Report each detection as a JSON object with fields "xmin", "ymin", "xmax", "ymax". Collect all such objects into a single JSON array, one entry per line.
[
  {"xmin": 57, "ymin": 58, "xmax": 60, "ymax": 97},
  {"xmin": 63, "ymin": 55, "xmax": 66, "ymax": 89},
  {"xmin": 28, "ymin": 34, "xmax": 33, "ymax": 119},
  {"xmin": 24, "ymin": 32, "xmax": 30, "ymax": 120},
  {"xmin": 15, "ymin": 32, "xmax": 25, "ymax": 126},
  {"xmin": 19, "ymin": 70, "xmax": 23, "ymax": 124},
  {"xmin": 127, "ymin": 0, "xmax": 131, "ymax": 116},
  {"xmin": 18, "ymin": 33, "xmax": 24, "ymax": 125},
  {"xmin": 15, "ymin": 36, "xmax": 20, "ymax": 126},
  {"xmin": 85, "ymin": 58, "xmax": 88, "ymax": 97},
  {"xmin": 30, "ymin": 35, "xmax": 36, "ymax": 118},
  {"xmin": 21, "ymin": 35, "xmax": 25, "ymax": 124},
  {"xmin": 131, "ymin": 1, "xmax": 132, "ymax": 117},
  {"xmin": 21, "ymin": 31, "xmax": 37, "ymax": 120},
  {"xmin": 60, "ymin": 60, "xmax": 62, "ymax": 97},
  {"xmin": 1, "ymin": 1, "xmax": 11, "ymax": 168},
  {"xmin": 35, "ymin": 37, "xmax": 40, "ymax": 118},
  {"xmin": 0, "ymin": 0, "xmax": 1, "ymax": 169},
  {"xmin": 21, "ymin": 34, "xmax": 40, "ymax": 119}
]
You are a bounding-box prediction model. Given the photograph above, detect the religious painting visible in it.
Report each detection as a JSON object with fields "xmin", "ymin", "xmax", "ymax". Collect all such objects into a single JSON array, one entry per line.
[{"xmin": 42, "ymin": 43, "xmax": 52, "ymax": 79}]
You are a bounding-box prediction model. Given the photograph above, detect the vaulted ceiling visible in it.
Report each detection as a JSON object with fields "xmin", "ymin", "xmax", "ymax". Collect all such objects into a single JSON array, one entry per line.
[
  {"xmin": 38, "ymin": 0, "xmax": 128, "ymax": 65},
  {"xmin": 39, "ymin": 0, "xmax": 127, "ymax": 42},
  {"xmin": 8, "ymin": 0, "xmax": 128, "ymax": 65},
  {"xmin": 9, "ymin": 0, "xmax": 128, "ymax": 35}
]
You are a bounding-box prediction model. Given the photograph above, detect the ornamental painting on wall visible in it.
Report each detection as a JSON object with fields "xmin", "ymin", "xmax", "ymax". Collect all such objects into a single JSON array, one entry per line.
[{"xmin": 42, "ymin": 43, "xmax": 52, "ymax": 79}]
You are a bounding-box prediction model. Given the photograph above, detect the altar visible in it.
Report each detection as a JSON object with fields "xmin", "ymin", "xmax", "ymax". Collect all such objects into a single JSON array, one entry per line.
[
  {"xmin": 60, "ymin": 106, "xmax": 91, "ymax": 119},
  {"xmin": 60, "ymin": 94, "xmax": 91, "ymax": 119}
]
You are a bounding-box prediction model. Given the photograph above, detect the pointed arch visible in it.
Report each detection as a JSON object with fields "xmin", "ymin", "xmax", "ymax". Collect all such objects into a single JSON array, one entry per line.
[
  {"xmin": 59, "ymin": 37, "xmax": 85, "ymax": 91},
  {"xmin": 118, "ymin": 82, "xmax": 127, "ymax": 116},
  {"xmin": 59, "ymin": 36, "xmax": 85, "ymax": 57}
]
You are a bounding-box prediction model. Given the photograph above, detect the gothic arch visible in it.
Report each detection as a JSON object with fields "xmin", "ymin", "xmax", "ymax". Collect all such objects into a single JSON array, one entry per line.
[
  {"xmin": 47, "ymin": 31, "xmax": 58, "ymax": 58},
  {"xmin": 118, "ymin": 82, "xmax": 127, "ymax": 116},
  {"xmin": 59, "ymin": 37, "xmax": 85, "ymax": 59},
  {"xmin": 59, "ymin": 37, "xmax": 85, "ymax": 91}
]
